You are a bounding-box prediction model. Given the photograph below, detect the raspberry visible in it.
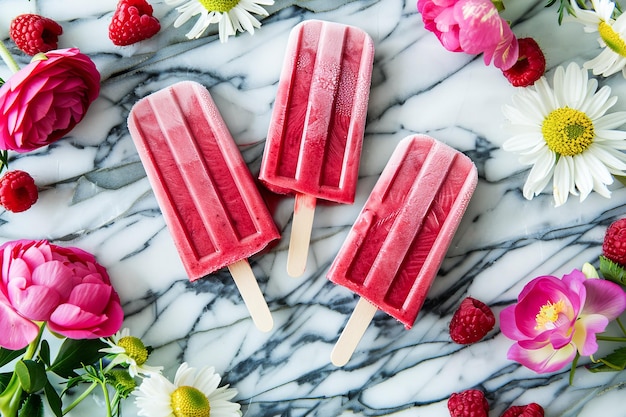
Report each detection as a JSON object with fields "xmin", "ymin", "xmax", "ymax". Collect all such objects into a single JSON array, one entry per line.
[
  {"xmin": 109, "ymin": 0, "xmax": 161, "ymax": 46},
  {"xmin": 603, "ymin": 218, "xmax": 626, "ymax": 266},
  {"xmin": 447, "ymin": 389, "xmax": 489, "ymax": 417},
  {"xmin": 9, "ymin": 14, "xmax": 63, "ymax": 56},
  {"xmin": 500, "ymin": 403, "xmax": 544, "ymax": 417},
  {"xmin": 502, "ymin": 38, "xmax": 546, "ymax": 87},
  {"xmin": 449, "ymin": 297, "xmax": 496, "ymax": 344},
  {"xmin": 0, "ymin": 170, "xmax": 38, "ymax": 213}
]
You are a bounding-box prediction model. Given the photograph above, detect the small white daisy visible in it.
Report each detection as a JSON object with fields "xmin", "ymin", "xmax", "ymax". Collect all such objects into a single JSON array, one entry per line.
[
  {"xmin": 164, "ymin": 0, "xmax": 274, "ymax": 43},
  {"xmin": 570, "ymin": 0, "xmax": 626, "ymax": 77},
  {"xmin": 101, "ymin": 328, "xmax": 163, "ymax": 378},
  {"xmin": 502, "ymin": 62, "xmax": 626, "ymax": 207},
  {"xmin": 134, "ymin": 362, "xmax": 241, "ymax": 417}
]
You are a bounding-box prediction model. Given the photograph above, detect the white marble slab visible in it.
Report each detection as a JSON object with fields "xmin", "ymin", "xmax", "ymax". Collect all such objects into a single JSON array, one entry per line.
[{"xmin": 2, "ymin": 0, "xmax": 626, "ymax": 416}]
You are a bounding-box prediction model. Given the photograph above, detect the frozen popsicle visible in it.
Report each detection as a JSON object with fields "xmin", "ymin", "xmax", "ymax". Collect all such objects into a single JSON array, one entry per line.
[
  {"xmin": 259, "ymin": 19, "xmax": 374, "ymax": 278},
  {"xmin": 328, "ymin": 135, "xmax": 478, "ymax": 366},
  {"xmin": 128, "ymin": 80, "xmax": 279, "ymax": 332}
]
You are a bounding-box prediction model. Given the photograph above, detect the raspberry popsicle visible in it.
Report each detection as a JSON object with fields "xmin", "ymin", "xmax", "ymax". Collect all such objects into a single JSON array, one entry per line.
[
  {"xmin": 128, "ymin": 81, "xmax": 279, "ymax": 332},
  {"xmin": 328, "ymin": 135, "xmax": 478, "ymax": 365},
  {"xmin": 259, "ymin": 19, "xmax": 374, "ymax": 277}
]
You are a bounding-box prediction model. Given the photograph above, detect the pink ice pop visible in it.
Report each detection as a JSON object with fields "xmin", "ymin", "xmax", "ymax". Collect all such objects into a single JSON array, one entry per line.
[
  {"xmin": 259, "ymin": 19, "xmax": 374, "ymax": 277},
  {"xmin": 328, "ymin": 135, "xmax": 478, "ymax": 366},
  {"xmin": 128, "ymin": 80, "xmax": 279, "ymax": 332}
]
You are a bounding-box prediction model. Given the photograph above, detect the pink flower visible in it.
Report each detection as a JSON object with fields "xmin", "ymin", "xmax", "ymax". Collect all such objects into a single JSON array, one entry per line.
[
  {"xmin": 500, "ymin": 270, "xmax": 626, "ymax": 373},
  {"xmin": 417, "ymin": 0, "xmax": 519, "ymax": 70},
  {"xmin": 0, "ymin": 48, "xmax": 100, "ymax": 153},
  {"xmin": 0, "ymin": 240, "xmax": 123, "ymax": 350}
]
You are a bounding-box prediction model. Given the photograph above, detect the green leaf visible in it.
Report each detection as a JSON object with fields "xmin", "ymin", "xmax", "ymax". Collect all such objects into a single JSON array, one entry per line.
[
  {"xmin": 38, "ymin": 341, "xmax": 51, "ymax": 367},
  {"xmin": 0, "ymin": 347, "xmax": 27, "ymax": 368},
  {"xmin": 0, "ymin": 372, "xmax": 13, "ymax": 392},
  {"xmin": 599, "ymin": 256, "xmax": 626, "ymax": 286},
  {"xmin": 44, "ymin": 381, "xmax": 62, "ymax": 417},
  {"xmin": 50, "ymin": 338, "xmax": 108, "ymax": 378},
  {"xmin": 15, "ymin": 360, "xmax": 47, "ymax": 393},
  {"xmin": 587, "ymin": 347, "xmax": 626, "ymax": 372},
  {"xmin": 17, "ymin": 393, "xmax": 43, "ymax": 417}
]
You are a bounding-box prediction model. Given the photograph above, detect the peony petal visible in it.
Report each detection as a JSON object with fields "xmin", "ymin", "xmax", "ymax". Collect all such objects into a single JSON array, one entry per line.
[
  {"xmin": 68, "ymin": 282, "xmax": 112, "ymax": 313},
  {"xmin": 572, "ymin": 314, "xmax": 608, "ymax": 356},
  {"xmin": 0, "ymin": 301, "xmax": 40, "ymax": 350}
]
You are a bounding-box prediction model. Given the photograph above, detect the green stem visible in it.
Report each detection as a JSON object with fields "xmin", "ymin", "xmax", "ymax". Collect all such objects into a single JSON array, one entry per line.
[
  {"xmin": 100, "ymin": 379, "xmax": 112, "ymax": 417},
  {"xmin": 61, "ymin": 361, "xmax": 116, "ymax": 415},
  {"xmin": 596, "ymin": 335, "xmax": 626, "ymax": 342},
  {"xmin": 616, "ymin": 317, "xmax": 626, "ymax": 337},
  {"xmin": 0, "ymin": 41, "xmax": 20, "ymax": 74},
  {"xmin": 0, "ymin": 324, "xmax": 46, "ymax": 417}
]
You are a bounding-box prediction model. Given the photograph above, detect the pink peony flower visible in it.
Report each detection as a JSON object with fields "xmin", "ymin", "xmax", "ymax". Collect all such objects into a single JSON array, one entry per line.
[
  {"xmin": 417, "ymin": 0, "xmax": 519, "ymax": 70},
  {"xmin": 0, "ymin": 48, "xmax": 100, "ymax": 153},
  {"xmin": 0, "ymin": 239, "xmax": 123, "ymax": 350},
  {"xmin": 500, "ymin": 269, "xmax": 626, "ymax": 373}
]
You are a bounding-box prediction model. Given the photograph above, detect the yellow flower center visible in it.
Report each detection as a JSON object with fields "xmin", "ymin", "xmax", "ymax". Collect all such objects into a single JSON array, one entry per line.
[
  {"xmin": 171, "ymin": 386, "xmax": 211, "ymax": 417},
  {"xmin": 198, "ymin": 0, "xmax": 240, "ymax": 12},
  {"xmin": 599, "ymin": 20, "xmax": 626, "ymax": 57},
  {"xmin": 117, "ymin": 336, "xmax": 148, "ymax": 366},
  {"xmin": 535, "ymin": 300, "xmax": 566, "ymax": 329},
  {"xmin": 541, "ymin": 107, "xmax": 595, "ymax": 156}
]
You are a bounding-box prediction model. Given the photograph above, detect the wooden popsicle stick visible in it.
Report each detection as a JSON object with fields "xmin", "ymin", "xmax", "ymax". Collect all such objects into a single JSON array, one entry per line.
[
  {"xmin": 286, "ymin": 193, "xmax": 317, "ymax": 277},
  {"xmin": 228, "ymin": 259, "xmax": 274, "ymax": 332},
  {"xmin": 331, "ymin": 297, "xmax": 378, "ymax": 367}
]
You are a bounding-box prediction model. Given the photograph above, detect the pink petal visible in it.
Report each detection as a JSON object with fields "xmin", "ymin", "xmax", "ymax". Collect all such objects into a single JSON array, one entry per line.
[
  {"xmin": 7, "ymin": 282, "xmax": 61, "ymax": 321},
  {"xmin": 68, "ymin": 282, "xmax": 112, "ymax": 313},
  {"xmin": 507, "ymin": 341, "xmax": 575, "ymax": 373},
  {"xmin": 581, "ymin": 278, "xmax": 626, "ymax": 319},
  {"xmin": 0, "ymin": 301, "xmax": 40, "ymax": 350},
  {"xmin": 573, "ymin": 314, "xmax": 608, "ymax": 356}
]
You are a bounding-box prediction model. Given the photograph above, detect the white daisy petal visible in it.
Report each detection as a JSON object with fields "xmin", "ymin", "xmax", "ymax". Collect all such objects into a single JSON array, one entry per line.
[
  {"xmin": 166, "ymin": 0, "xmax": 274, "ymax": 42},
  {"xmin": 134, "ymin": 362, "xmax": 241, "ymax": 417},
  {"xmin": 502, "ymin": 60, "xmax": 626, "ymax": 206}
]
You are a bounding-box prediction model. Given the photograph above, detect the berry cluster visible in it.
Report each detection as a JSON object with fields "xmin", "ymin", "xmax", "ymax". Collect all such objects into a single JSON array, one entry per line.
[
  {"xmin": 449, "ymin": 297, "xmax": 496, "ymax": 344},
  {"xmin": 0, "ymin": 170, "xmax": 38, "ymax": 213},
  {"xmin": 9, "ymin": 0, "xmax": 160, "ymax": 55},
  {"xmin": 448, "ymin": 389, "xmax": 544, "ymax": 417}
]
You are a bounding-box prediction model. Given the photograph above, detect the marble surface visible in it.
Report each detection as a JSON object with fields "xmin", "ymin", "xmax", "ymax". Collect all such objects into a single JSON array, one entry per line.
[{"xmin": 2, "ymin": 0, "xmax": 626, "ymax": 416}]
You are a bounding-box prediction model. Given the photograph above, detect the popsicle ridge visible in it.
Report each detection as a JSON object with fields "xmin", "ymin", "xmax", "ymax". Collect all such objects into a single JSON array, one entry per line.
[{"xmin": 128, "ymin": 81, "xmax": 280, "ymax": 280}]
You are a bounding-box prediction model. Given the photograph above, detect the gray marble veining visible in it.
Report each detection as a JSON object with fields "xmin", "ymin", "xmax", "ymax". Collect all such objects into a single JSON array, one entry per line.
[{"xmin": 2, "ymin": 0, "xmax": 626, "ymax": 416}]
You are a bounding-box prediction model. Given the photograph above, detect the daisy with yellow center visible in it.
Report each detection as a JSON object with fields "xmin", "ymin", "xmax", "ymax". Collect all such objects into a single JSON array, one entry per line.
[
  {"xmin": 134, "ymin": 362, "xmax": 241, "ymax": 417},
  {"xmin": 165, "ymin": 0, "xmax": 274, "ymax": 42},
  {"xmin": 101, "ymin": 328, "xmax": 164, "ymax": 377},
  {"xmin": 569, "ymin": 0, "xmax": 626, "ymax": 77},
  {"xmin": 502, "ymin": 62, "xmax": 626, "ymax": 207}
]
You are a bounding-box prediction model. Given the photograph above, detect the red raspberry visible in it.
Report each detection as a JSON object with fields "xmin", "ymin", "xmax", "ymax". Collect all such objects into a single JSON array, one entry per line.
[
  {"xmin": 603, "ymin": 218, "xmax": 626, "ymax": 266},
  {"xmin": 449, "ymin": 297, "xmax": 496, "ymax": 344},
  {"xmin": 502, "ymin": 38, "xmax": 546, "ymax": 87},
  {"xmin": 500, "ymin": 403, "xmax": 544, "ymax": 417},
  {"xmin": 109, "ymin": 0, "xmax": 161, "ymax": 46},
  {"xmin": 0, "ymin": 170, "xmax": 38, "ymax": 213},
  {"xmin": 448, "ymin": 389, "xmax": 489, "ymax": 417},
  {"xmin": 9, "ymin": 14, "xmax": 63, "ymax": 56}
]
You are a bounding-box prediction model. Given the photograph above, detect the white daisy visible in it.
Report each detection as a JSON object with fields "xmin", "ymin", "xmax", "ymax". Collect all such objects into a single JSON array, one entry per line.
[
  {"xmin": 134, "ymin": 362, "xmax": 241, "ymax": 417},
  {"xmin": 502, "ymin": 62, "xmax": 626, "ymax": 207},
  {"xmin": 164, "ymin": 0, "xmax": 274, "ymax": 43},
  {"xmin": 569, "ymin": 0, "xmax": 626, "ymax": 77},
  {"xmin": 100, "ymin": 328, "xmax": 163, "ymax": 378}
]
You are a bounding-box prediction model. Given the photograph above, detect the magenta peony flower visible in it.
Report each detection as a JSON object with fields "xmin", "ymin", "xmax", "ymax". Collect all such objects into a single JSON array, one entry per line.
[
  {"xmin": 500, "ymin": 269, "xmax": 626, "ymax": 373},
  {"xmin": 417, "ymin": 0, "xmax": 519, "ymax": 70},
  {"xmin": 0, "ymin": 239, "xmax": 123, "ymax": 350},
  {"xmin": 0, "ymin": 48, "xmax": 100, "ymax": 153}
]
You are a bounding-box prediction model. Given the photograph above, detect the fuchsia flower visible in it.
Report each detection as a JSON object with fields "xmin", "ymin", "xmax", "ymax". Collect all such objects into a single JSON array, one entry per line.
[
  {"xmin": 417, "ymin": 0, "xmax": 519, "ymax": 70},
  {"xmin": 0, "ymin": 239, "xmax": 123, "ymax": 350},
  {"xmin": 0, "ymin": 48, "xmax": 100, "ymax": 153},
  {"xmin": 500, "ymin": 269, "xmax": 626, "ymax": 373}
]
